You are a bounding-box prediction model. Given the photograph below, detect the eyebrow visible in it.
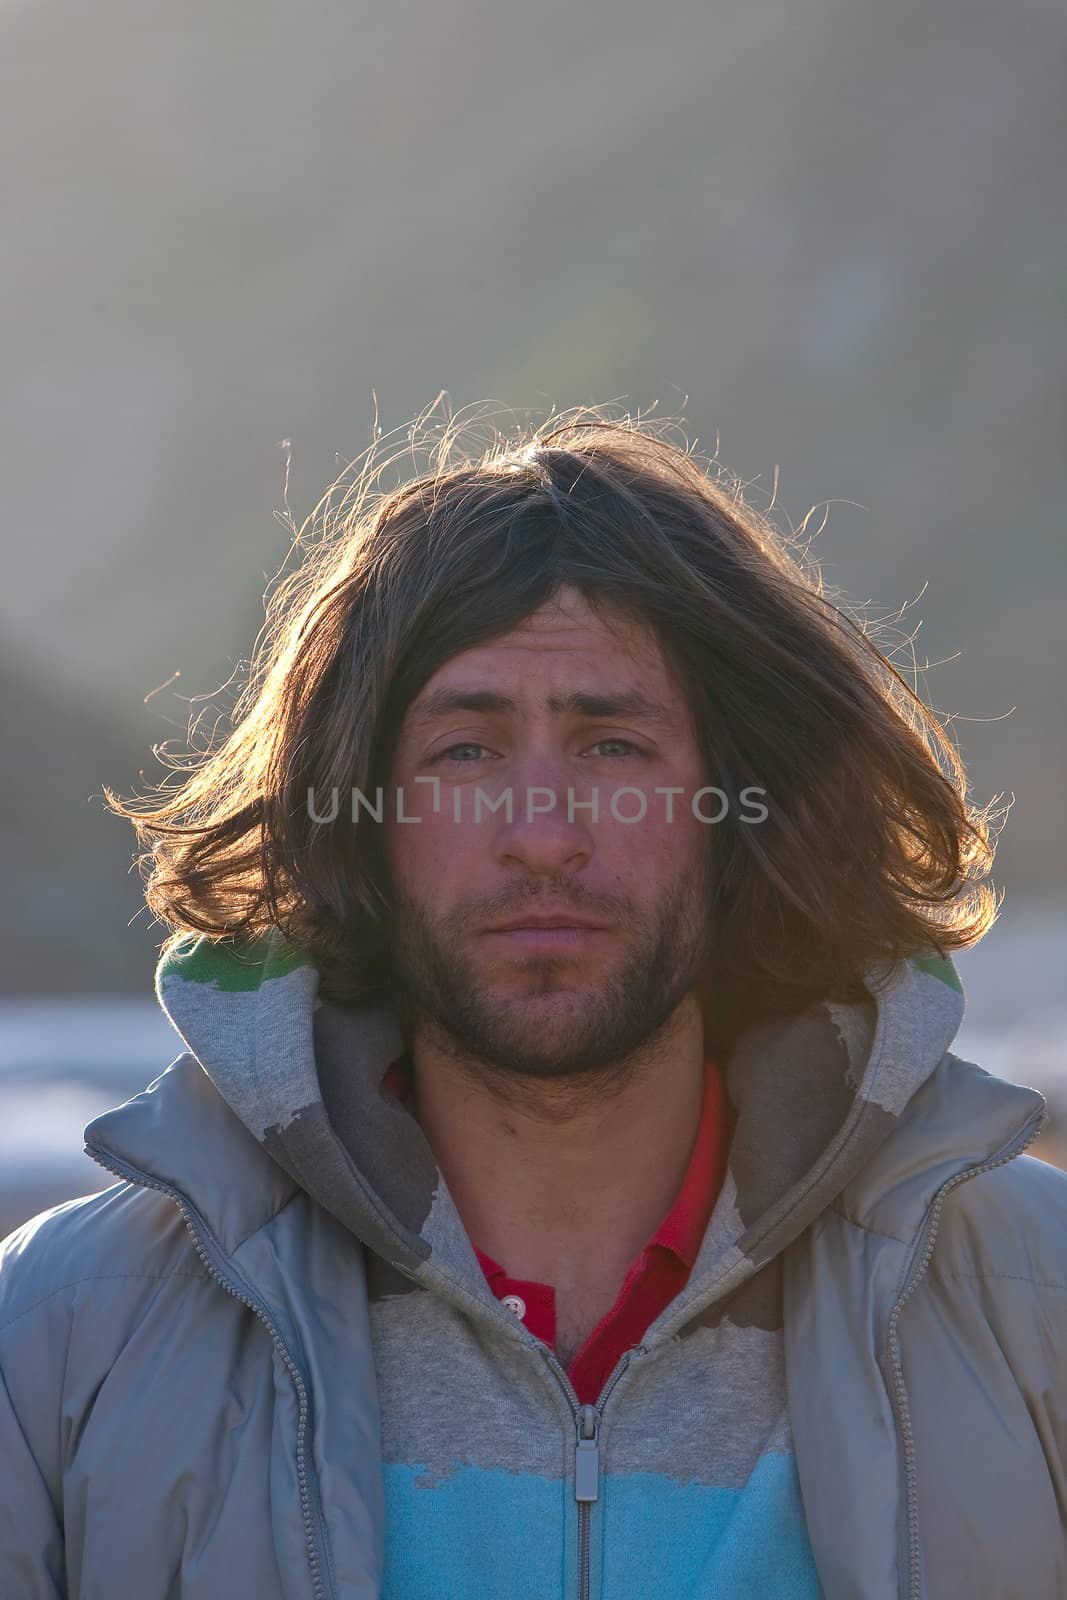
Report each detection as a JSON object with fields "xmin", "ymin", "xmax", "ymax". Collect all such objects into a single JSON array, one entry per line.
[{"xmin": 407, "ymin": 687, "xmax": 679, "ymax": 733}]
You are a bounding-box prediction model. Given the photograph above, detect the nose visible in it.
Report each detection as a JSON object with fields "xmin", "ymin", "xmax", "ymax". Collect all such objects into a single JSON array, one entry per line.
[{"xmin": 490, "ymin": 764, "xmax": 596, "ymax": 877}]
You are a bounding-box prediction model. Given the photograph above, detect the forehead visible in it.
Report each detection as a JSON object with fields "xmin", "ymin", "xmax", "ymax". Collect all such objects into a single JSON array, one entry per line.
[
  {"xmin": 439, "ymin": 585, "xmax": 666, "ymax": 671},
  {"xmin": 405, "ymin": 589, "xmax": 691, "ymax": 732}
]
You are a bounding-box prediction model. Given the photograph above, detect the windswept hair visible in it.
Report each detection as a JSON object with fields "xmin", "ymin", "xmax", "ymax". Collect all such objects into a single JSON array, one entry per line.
[{"xmin": 106, "ymin": 398, "xmax": 998, "ymax": 1053}]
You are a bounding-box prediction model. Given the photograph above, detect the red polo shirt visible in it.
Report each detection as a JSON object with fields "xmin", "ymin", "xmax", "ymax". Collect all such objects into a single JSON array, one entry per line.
[
  {"xmin": 382, "ymin": 1055, "xmax": 729, "ymax": 1405},
  {"xmin": 473, "ymin": 1058, "xmax": 727, "ymax": 1402}
]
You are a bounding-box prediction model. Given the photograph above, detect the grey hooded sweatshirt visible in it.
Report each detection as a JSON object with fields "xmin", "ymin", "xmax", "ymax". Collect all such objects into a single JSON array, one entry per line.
[{"xmin": 0, "ymin": 929, "xmax": 1065, "ymax": 1599}]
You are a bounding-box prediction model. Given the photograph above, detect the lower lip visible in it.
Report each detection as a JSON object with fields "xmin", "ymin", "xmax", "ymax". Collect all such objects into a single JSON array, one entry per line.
[{"xmin": 485, "ymin": 927, "xmax": 610, "ymax": 949}]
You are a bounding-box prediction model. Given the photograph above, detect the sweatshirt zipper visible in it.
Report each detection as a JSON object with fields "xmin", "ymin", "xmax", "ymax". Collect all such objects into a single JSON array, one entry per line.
[
  {"xmin": 84, "ymin": 1142, "xmax": 333, "ymax": 1600},
  {"xmin": 884, "ymin": 1104, "xmax": 1046, "ymax": 1600},
  {"xmin": 540, "ymin": 1346, "xmax": 636, "ymax": 1600}
]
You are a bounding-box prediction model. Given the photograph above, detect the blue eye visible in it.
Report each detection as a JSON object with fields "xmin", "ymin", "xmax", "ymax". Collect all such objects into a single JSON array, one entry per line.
[
  {"xmin": 426, "ymin": 738, "xmax": 648, "ymax": 766},
  {"xmin": 429, "ymin": 743, "xmax": 490, "ymax": 765},
  {"xmin": 590, "ymin": 739, "xmax": 645, "ymax": 758}
]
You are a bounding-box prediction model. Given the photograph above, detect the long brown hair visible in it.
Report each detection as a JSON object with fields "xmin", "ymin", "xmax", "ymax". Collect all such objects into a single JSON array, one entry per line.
[{"xmin": 106, "ymin": 400, "xmax": 998, "ymax": 1052}]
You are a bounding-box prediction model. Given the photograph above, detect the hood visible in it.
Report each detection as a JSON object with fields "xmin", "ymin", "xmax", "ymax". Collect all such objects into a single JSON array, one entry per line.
[{"xmin": 84, "ymin": 929, "xmax": 1048, "ymax": 1325}]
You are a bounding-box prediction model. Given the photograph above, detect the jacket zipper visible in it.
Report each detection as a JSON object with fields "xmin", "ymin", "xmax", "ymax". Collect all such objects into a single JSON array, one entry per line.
[
  {"xmin": 540, "ymin": 1346, "xmax": 636, "ymax": 1600},
  {"xmin": 884, "ymin": 1104, "xmax": 1046, "ymax": 1600},
  {"xmin": 83, "ymin": 1142, "xmax": 333, "ymax": 1600}
]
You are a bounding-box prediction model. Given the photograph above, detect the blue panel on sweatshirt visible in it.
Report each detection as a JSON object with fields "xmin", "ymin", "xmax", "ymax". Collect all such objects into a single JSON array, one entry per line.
[
  {"xmin": 381, "ymin": 1450, "xmax": 820, "ymax": 1599},
  {"xmin": 381, "ymin": 1463, "xmax": 567, "ymax": 1598},
  {"xmin": 600, "ymin": 1450, "xmax": 822, "ymax": 1598}
]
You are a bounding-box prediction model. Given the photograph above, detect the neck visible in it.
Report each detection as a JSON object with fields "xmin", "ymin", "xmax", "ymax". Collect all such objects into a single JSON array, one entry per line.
[{"xmin": 409, "ymin": 993, "xmax": 706, "ymax": 1291}]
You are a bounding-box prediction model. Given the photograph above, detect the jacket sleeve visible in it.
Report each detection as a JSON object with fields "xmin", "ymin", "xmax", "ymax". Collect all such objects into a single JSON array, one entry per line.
[
  {"xmin": 897, "ymin": 1152, "xmax": 1067, "ymax": 1597},
  {"xmin": 0, "ymin": 1354, "xmax": 66, "ymax": 1597},
  {"xmin": 0, "ymin": 1220, "xmax": 72, "ymax": 1599}
]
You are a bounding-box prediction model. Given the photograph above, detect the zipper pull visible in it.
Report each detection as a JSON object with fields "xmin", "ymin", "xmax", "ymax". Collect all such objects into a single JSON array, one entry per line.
[{"xmin": 575, "ymin": 1404, "xmax": 600, "ymax": 1503}]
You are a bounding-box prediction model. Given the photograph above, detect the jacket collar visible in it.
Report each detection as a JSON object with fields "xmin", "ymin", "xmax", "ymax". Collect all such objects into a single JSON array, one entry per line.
[{"xmin": 83, "ymin": 933, "xmax": 1047, "ymax": 1282}]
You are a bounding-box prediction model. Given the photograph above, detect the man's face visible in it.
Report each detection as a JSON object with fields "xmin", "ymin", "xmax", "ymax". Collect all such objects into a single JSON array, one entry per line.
[{"xmin": 380, "ymin": 585, "xmax": 714, "ymax": 1082}]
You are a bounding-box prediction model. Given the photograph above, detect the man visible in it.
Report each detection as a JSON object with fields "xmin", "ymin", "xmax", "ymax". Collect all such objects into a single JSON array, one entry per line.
[{"xmin": 2, "ymin": 411, "xmax": 1065, "ymax": 1598}]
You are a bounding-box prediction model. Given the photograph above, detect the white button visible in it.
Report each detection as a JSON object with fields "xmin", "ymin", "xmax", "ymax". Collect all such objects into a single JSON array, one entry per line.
[{"xmin": 502, "ymin": 1293, "xmax": 527, "ymax": 1319}]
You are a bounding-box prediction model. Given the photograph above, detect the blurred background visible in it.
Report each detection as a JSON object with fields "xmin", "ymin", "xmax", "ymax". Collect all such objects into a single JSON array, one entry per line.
[{"xmin": 1, "ymin": 0, "xmax": 1064, "ymax": 1237}]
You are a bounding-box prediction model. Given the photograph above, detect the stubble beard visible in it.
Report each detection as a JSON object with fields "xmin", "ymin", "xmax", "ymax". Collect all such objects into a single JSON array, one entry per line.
[{"xmin": 384, "ymin": 856, "xmax": 714, "ymax": 1092}]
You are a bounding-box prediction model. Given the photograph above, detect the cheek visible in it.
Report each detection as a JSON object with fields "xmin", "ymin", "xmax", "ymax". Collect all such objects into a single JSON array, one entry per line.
[
  {"xmin": 601, "ymin": 812, "xmax": 707, "ymax": 887},
  {"xmin": 384, "ymin": 813, "xmax": 482, "ymax": 894}
]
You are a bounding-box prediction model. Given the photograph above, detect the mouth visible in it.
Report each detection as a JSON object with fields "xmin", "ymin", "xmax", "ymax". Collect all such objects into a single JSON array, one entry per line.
[
  {"xmin": 482, "ymin": 910, "xmax": 612, "ymax": 933},
  {"xmin": 481, "ymin": 924, "xmax": 612, "ymax": 950}
]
